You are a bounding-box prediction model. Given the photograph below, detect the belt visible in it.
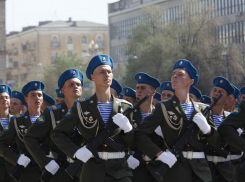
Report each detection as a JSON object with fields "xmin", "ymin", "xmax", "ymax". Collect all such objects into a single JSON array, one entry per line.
[
  {"xmin": 93, "ymin": 152, "xmax": 125, "ymax": 160},
  {"xmin": 67, "ymin": 157, "xmax": 74, "ymax": 163},
  {"xmin": 143, "ymin": 155, "xmax": 159, "ymax": 162},
  {"xmin": 207, "ymin": 154, "xmax": 242, "ymax": 163}
]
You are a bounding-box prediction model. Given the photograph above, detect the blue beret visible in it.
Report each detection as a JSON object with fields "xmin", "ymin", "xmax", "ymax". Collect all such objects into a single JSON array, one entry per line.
[
  {"xmin": 189, "ymin": 86, "xmax": 202, "ymax": 100},
  {"xmin": 0, "ymin": 84, "xmax": 12, "ymax": 97},
  {"xmin": 135, "ymin": 72, "xmax": 160, "ymax": 89},
  {"xmin": 160, "ymin": 81, "xmax": 175, "ymax": 93},
  {"xmin": 86, "ymin": 54, "xmax": 114, "ymax": 80},
  {"xmin": 22, "ymin": 81, "xmax": 45, "ymax": 96},
  {"xmin": 58, "ymin": 69, "xmax": 84, "ymax": 89},
  {"xmin": 43, "ymin": 92, "xmax": 55, "ymax": 105},
  {"xmin": 118, "ymin": 93, "xmax": 124, "ymax": 99},
  {"xmin": 240, "ymin": 86, "xmax": 245, "ymax": 95},
  {"xmin": 55, "ymin": 88, "xmax": 65, "ymax": 98},
  {"xmin": 213, "ymin": 76, "xmax": 234, "ymax": 95},
  {"xmin": 110, "ymin": 79, "xmax": 122, "ymax": 95},
  {"xmin": 24, "ymin": 103, "xmax": 28, "ymax": 108},
  {"xmin": 153, "ymin": 92, "xmax": 161, "ymax": 101},
  {"xmin": 123, "ymin": 87, "xmax": 136, "ymax": 99},
  {"xmin": 173, "ymin": 59, "xmax": 199, "ymax": 86},
  {"xmin": 12, "ymin": 90, "xmax": 26, "ymax": 105},
  {"xmin": 231, "ymin": 84, "xmax": 240, "ymax": 99},
  {"xmin": 200, "ymin": 95, "xmax": 211, "ymax": 104}
]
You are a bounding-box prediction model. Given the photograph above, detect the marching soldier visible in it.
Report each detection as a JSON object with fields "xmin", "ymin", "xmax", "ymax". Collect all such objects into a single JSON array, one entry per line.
[
  {"xmin": 41, "ymin": 92, "xmax": 56, "ymax": 111},
  {"xmin": 10, "ymin": 91, "xmax": 26, "ymax": 115},
  {"xmin": 200, "ymin": 95, "xmax": 211, "ymax": 105},
  {"xmin": 134, "ymin": 59, "xmax": 220, "ymax": 182},
  {"xmin": 51, "ymin": 54, "xmax": 134, "ymax": 182},
  {"xmin": 189, "ymin": 86, "xmax": 202, "ymax": 102},
  {"xmin": 159, "ymin": 81, "xmax": 174, "ymax": 101},
  {"xmin": 55, "ymin": 88, "xmax": 65, "ymax": 105},
  {"xmin": 123, "ymin": 87, "xmax": 137, "ymax": 106},
  {"xmin": 152, "ymin": 92, "xmax": 161, "ymax": 106},
  {"xmin": 0, "ymin": 81, "xmax": 45, "ymax": 182},
  {"xmin": 24, "ymin": 69, "xmax": 84, "ymax": 182},
  {"xmin": 223, "ymin": 84, "xmax": 240, "ymax": 112},
  {"xmin": 110, "ymin": 79, "xmax": 122, "ymax": 98}
]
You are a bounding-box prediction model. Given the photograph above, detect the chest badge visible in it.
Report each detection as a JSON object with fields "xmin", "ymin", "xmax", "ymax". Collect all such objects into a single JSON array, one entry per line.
[
  {"xmin": 19, "ymin": 125, "xmax": 25, "ymax": 129},
  {"xmin": 133, "ymin": 123, "xmax": 137, "ymax": 128},
  {"xmin": 89, "ymin": 116, "xmax": 93, "ymax": 122},
  {"xmin": 84, "ymin": 111, "xmax": 90, "ymax": 115},
  {"xmin": 168, "ymin": 111, "xmax": 175, "ymax": 115},
  {"xmin": 173, "ymin": 115, "xmax": 178, "ymax": 121}
]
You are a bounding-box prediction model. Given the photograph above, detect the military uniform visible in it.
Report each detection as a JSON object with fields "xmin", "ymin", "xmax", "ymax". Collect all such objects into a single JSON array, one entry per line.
[
  {"xmin": 135, "ymin": 96, "xmax": 221, "ymax": 182},
  {"xmin": 0, "ymin": 111, "xmax": 42, "ymax": 182},
  {"xmin": 51, "ymin": 94, "xmax": 134, "ymax": 182},
  {"xmin": 24, "ymin": 102, "xmax": 80, "ymax": 182}
]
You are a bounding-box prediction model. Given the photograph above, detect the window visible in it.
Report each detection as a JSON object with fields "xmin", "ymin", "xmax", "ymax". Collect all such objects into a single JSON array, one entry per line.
[
  {"xmin": 68, "ymin": 50, "xmax": 73, "ymax": 57},
  {"xmin": 82, "ymin": 36, "xmax": 87, "ymax": 44},
  {"xmin": 67, "ymin": 36, "xmax": 72, "ymax": 44},
  {"xmin": 51, "ymin": 36, "xmax": 59, "ymax": 47},
  {"xmin": 52, "ymin": 51, "xmax": 58, "ymax": 62},
  {"xmin": 82, "ymin": 50, "xmax": 88, "ymax": 58}
]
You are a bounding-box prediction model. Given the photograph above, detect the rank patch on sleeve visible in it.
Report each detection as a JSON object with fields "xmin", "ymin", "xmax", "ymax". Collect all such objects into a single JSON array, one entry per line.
[
  {"xmin": 36, "ymin": 115, "xmax": 45, "ymax": 124},
  {"xmin": 65, "ymin": 109, "xmax": 73, "ymax": 118},
  {"xmin": 4, "ymin": 124, "xmax": 10, "ymax": 132},
  {"xmin": 232, "ymin": 107, "xmax": 240, "ymax": 114}
]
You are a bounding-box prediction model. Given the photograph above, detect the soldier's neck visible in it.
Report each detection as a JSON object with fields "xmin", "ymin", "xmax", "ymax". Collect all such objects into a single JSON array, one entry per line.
[
  {"xmin": 212, "ymin": 105, "xmax": 224, "ymax": 115},
  {"xmin": 96, "ymin": 87, "xmax": 111, "ymax": 103},
  {"xmin": 0, "ymin": 109, "xmax": 9, "ymax": 118},
  {"xmin": 224, "ymin": 106, "xmax": 234, "ymax": 112},
  {"xmin": 65, "ymin": 97, "xmax": 79, "ymax": 110},
  {"xmin": 28, "ymin": 107, "xmax": 41, "ymax": 116},
  {"xmin": 175, "ymin": 90, "xmax": 190, "ymax": 103},
  {"xmin": 140, "ymin": 97, "xmax": 153, "ymax": 113}
]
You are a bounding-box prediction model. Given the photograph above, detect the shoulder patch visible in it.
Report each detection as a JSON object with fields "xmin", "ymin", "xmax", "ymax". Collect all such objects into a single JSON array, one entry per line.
[
  {"xmin": 36, "ymin": 115, "xmax": 45, "ymax": 124},
  {"xmin": 158, "ymin": 98, "xmax": 172, "ymax": 104},
  {"xmin": 4, "ymin": 124, "xmax": 10, "ymax": 132},
  {"xmin": 118, "ymin": 99, "xmax": 132, "ymax": 106},
  {"xmin": 149, "ymin": 109, "xmax": 155, "ymax": 116},
  {"xmin": 232, "ymin": 107, "xmax": 240, "ymax": 114},
  {"xmin": 12, "ymin": 113, "xmax": 25, "ymax": 119},
  {"xmin": 80, "ymin": 97, "xmax": 90, "ymax": 102},
  {"xmin": 65, "ymin": 109, "xmax": 73, "ymax": 118}
]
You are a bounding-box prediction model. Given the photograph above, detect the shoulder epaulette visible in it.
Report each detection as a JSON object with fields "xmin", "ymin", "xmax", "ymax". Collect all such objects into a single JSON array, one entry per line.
[
  {"xmin": 80, "ymin": 97, "xmax": 91, "ymax": 102},
  {"xmin": 47, "ymin": 104, "xmax": 61, "ymax": 111},
  {"xmin": 118, "ymin": 99, "xmax": 132, "ymax": 106},
  {"xmin": 196, "ymin": 102, "xmax": 209, "ymax": 107},
  {"xmin": 12, "ymin": 113, "xmax": 25, "ymax": 119},
  {"xmin": 158, "ymin": 98, "xmax": 172, "ymax": 104}
]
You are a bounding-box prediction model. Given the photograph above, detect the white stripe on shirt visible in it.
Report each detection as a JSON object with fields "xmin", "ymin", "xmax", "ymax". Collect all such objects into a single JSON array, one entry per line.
[
  {"xmin": 0, "ymin": 117, "xmax": 9, "ymax": 128},
  {"xmin": 29, "ymin": 115, "xmax": 39, "ymax": 123},
  {"xmin": 98, "ymin": 101, "xmax": 113, "ymax": 124},
  {"xmin": 180, "ymin": 102, "xmax": 194, "ymax": 120},
  {"xmin": 212, "ymin": 114, "xmax": 224, "ymax": 128}
]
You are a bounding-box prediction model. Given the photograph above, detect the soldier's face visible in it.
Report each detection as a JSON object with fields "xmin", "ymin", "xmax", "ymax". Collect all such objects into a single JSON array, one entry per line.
[
  {"xmin": 224, "ymin": 94, "xmax": 237, "ymax": 111},
  {"xmin": 91, "ymin": 65, "xmax": 113, "ymax": 87},
  {"xmin": 55, "ymin": 97, "xmax": 65, "ymax": 105},
  {"xmin": 110, "ymin": 88, "xmax": 118, "ymax": 98},
  {"xmin": 210, "ymin": 86, "xmax": 229, "ymax": 105},
  {"xmin": 161, "ymin": 90, "xmax": 174, "ymax": 101},
  {"xmin": 62, "ymin": 78, "xmax": 82, "ymax": 99},
  {"xmin": 171, "ymin": 68, "xmax": 194, "ymax": 90},
  {"xmin": 123, "ymin": 95, "xmax": 137, "ymax": 106},
  {"xmin": 240, "ymin": 94, "xmax": 245, "ymax": 102},
  {"xmin": 152, "ymin": 98, "xmax": 159, "ymax": 106},
  {"xmin": 25, "ymin": 90, "xmax": 43, "ymax": 108},
  {"xmin": 189, "ymin": 93, "xmax": 200, "ymax": 102},
  {"xmin": 0, "ymin": 92, "xmax": 10, "ymax": 109},
  {"xmin": 136, "ymin": 83, "xmax": 155, "ymax": 100},
  {"xmin": 10, "ymin": 98, "xmax": 23, "ymax": 115}
]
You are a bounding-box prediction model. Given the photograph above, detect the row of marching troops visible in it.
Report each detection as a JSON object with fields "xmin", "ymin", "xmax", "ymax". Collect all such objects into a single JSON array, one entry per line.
[{"xmin": 0, "ymin": 54, "xmax": 244, "ymax": 182}]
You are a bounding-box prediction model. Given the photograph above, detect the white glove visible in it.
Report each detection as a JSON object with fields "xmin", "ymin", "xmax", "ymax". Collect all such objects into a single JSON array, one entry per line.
[
  {"xmin": 157, "ymin": 151, "xmax": 177, "ymax": 168},
  {"xmin": 193, "ymin": 113, "xmax": 211, "ymax": 134},
  {"xmin": 17, "ymin": 154, "xmax": 31, "ymax": 168},
  {"xmin": 237, "ymin": 128, "xmax": 243, "ymax": 136},
  {"xmin": 112, "ymin": 113, "xmax": 132, "ymax": 133},
  {"xmin": 45, "ymin": 160, "xmax": 60, "ymax": 175},
  {"xmin": 74, "ymin": 146, "xmax": 93, "ymax": 163},
  {"xmin": 127, "ymin": 155, "xmax": 140, "ymax": 169},
  {"xmin": 154, "ymin": 126, "xmax": 163, "ymax": 138}
]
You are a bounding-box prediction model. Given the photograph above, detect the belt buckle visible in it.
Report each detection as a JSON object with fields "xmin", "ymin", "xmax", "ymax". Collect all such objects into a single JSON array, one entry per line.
[
  {"xmin": 186, "ymin": 151, "xmax": 193, "ymax": 160},
  {"xmin": 212, "ymin": 156, "xmax": 218, "ymax": 164},
  {"xmin": 102, "ymin": 152, "xmax": 109, "ymax": 160}
]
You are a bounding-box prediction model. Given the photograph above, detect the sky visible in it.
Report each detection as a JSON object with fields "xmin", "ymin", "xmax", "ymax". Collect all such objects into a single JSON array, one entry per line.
[{"xmin": 6, "ymin": 0, "xmax": 118, "ymax": 34}]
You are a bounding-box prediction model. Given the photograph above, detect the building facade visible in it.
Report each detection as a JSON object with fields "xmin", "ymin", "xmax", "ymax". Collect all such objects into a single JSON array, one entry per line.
[
  {"xmin": 0, "ymin": 0, "xmax": 6, "ymax": 84},
  {"xmin": 6, "ymin": 18, "xmax": 108, "ymax": 86}
]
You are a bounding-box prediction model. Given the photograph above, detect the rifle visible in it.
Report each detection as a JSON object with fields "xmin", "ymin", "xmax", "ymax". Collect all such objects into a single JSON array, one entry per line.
[
  {"xmin": 65, "ymin": 94, "xmax": 150, "ymax": 179},
  {"xmin": 155, "ymin": 93, "xmax": 223, "ymax": 181}
]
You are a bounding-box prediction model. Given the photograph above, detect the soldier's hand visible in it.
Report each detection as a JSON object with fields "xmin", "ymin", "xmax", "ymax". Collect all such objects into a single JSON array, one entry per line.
[
  {"xmin": 112, "ymin": 113, "xmax": 132, "ymax": 133},
  {"xmin": 74, "ymin": 145, "xmax": 93, "ymax": 163},
  {"xmin": 237, "ymin": 128, "xmax": 243, "ymax": 136},
  {"xmin": 154, "ymin": 126, "xmax": 163, "ymax": 138},
  {"xmin": 127, "ymin": 155, "xmax": 139, "ymax": 169},
  {"xmin": 45, "ymin": 160, "xmax": 60, "ymax": 175},
  {"xmin": 157, "ymin": 151, "xmax": 177, "ymax": 168},
  {"xmin": 17, "ymin": 154, "xmax": 31, "ymax": 168},
  {"xmin": 193, "ymin": 113, "xmax": 211, "ymax": 134}
]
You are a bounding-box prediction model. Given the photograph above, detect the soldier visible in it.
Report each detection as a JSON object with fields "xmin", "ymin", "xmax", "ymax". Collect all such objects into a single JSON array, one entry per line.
[
  {"xmin": 205, "ymin": 76, "xmax": 239, "ymax": 182},
  {"xmin": 130, "ymin": 72, "xmax": 163, "ymax": 182},
  {"xmin": 10, "ymin": 91, "xmax": 26, "ymax": 115},
  {"xmin": 0, "ymin": 81, "xmax": 45, "ymax": 182},
  {"xmin": 239, "ymin": 86, "xmax": 245, "ymax": 101},
  {"xmin": 118, "ymin": 93, "xmax": 124, "ymax": 99},
  {"xmin": 51, "ymin": 54, "xmax": 134, "ymax": 182},
  {"xmin": 189, "ymin": 86, "xmax": 202, "ymax": 102},
  {"xmin": 152, "ymin": 92, "xmax": 161, "ymax": 106},
  {"xmin": 24, "ymin": 69, "xmax": 84, "ymax": 182},
  {"xmin": 110, "ymin": 79, "xmax": 122, "ymax": 98},
  {"xmin": 159, "ymin": 81, "xmax": 175, "ymax": 101},
  {"xmin": 55, "ymin": 88, "xmax": 65, "ymax": 105},
  {"xmin": 123, "ymin": 87, "xmax": 137, "ymax": 106},
  {"xmin": 41, "ymin": 92, "xmax": 56, "ymax": 111},
  {"xmin": 223, "ymin": 85, "xmax": 240, "ymax": 112},
  {"xmin": 200, "ymin": 95, "xmax": 211, "ymax": 105},
  {"xmin": 134, "ymin": 59, "xmax": 220, "ymax": 182}
]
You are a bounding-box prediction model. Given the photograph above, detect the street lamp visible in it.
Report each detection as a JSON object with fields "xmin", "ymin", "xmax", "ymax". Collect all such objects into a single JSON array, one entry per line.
[
  {"xmin": 88, "ymin": 40, "xmax": 98, "ymax": 57},
  {"xmin": 222, "ymin": 44, "xmax": 229, "ymax": 80}
]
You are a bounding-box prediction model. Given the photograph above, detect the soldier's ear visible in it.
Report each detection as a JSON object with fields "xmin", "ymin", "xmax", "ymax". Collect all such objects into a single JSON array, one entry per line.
[
  {"xmin": 91, "ymin": 74, "xmax": 94, "ymax": 81},
  {"xmin": 189, "ymin": 79, "xmax": 194, "ymax": 86}
]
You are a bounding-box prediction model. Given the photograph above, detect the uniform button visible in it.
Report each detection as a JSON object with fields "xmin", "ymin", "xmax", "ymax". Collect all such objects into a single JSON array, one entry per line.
[
  {"xmin": 104, "ymin": 144, "xmax": 107, "ymax": 147},
  {"xmin": 187, "ymin": 144, "xmax": 190, "ymax": 147},
  {"xmin": 146, "ymin": 162, "xmax": 149, "ymax": 164}
]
